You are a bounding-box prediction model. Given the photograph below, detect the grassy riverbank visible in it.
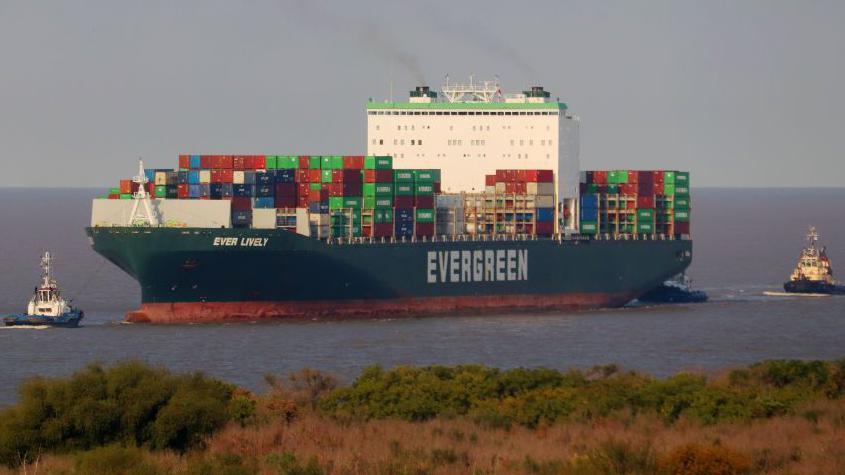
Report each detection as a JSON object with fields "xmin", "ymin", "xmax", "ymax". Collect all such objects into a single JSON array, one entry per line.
[{"xmin": 1, "ymin": 359, "xmax": 844, "ymax": 474}]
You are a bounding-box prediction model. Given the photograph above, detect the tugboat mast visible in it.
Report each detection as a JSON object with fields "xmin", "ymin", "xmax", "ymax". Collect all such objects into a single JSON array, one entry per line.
[{"xmin": 40, "ymin": 251, "xmax": 56, "ymax": 289}]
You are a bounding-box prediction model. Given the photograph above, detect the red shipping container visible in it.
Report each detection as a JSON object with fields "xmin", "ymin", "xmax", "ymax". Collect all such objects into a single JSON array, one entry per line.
[
  {"xmin": 253, "ymin": 155, "xmax": 266, "ymax": 170},
  {"xmin": 297, "ymin": 182, "xmax": 311, "ymax": 196},
  {"xmin": 536, "ymin": 221, "xmax": 554, "ymax": 236},
  {"xmin": 243, "ymin": 155, "xmax": 255, "ymax": 170},
  {"xmin": 394, "ymin": 195, "xmax": 414, "ymax": 207},
  {"xmin": 433, "ymin": 182, "xmax": 441, "ymax": 193},
  {"xmin": 495, "ymin": 170, "xmax": 508, "ymax": 182},
  {"xmin": 306, "ymin": 169, "xmax": 320, "ymax": 182},
  {"xmin": 638, "ymin": 170, "xmax": 653, "ymax": 183},
  {"xmin": 198, "ymin": 155, "xmax": 211, "ymax": 169},
  {"xmin": 620, "ymin": 183, "xmax": 637, "ymax": 195},
  {"xmin": 515, "ymin": 182, "xmax": 527, "ymax": 194},
  {"xmin": 485, "ymin": 175, "xmax": 496, "ymax": 186},
  {"xmin": 524, "ymin": 169, "xmax": 554, "ymax": 183},
  {"xmin": 372, "ymin": 223, "xmax": 393, "ymax": 238},
  {"xmin": 515, "ymin": 170, "xmax": 527, "ymax": 182},
  {"xmin": 275, "ymin": 182, "xmax": 296, "ymax": 196},
  {"xmin": 298, "ymin": 156, "xmax": 310, "ymax": 169},
  {"xmin": 505, "ymin": 182, "xmax": 517, "ymax": 193},
  {"xmin": 415, "ymin": 195, "xmax": 434, "ymax": 208},
  {"xmin": 415, "ymin": 222, "xmax": 434, "ymax": 237},
  {"xmin": 220, "ymin": 169, "xmax": 234, "ymax": 183},
  {"xmin": 638, "ymin": 182, "xmax": 654, "ymax": 196},
  {"xmin": 297, "ymin": 196, "xmax": 309, "ymax": 208},
  {"xmin": 178, "ymin": 155, "xmax": 190, "ymax": 169},
  {"xmin": 652, "ymin": 170, "xmax": 664, "ymax": 184},
  {"xmin": 327, "ymin": 183, "xmax": 342, "ymax": 197},
  {"xmin": 211, "ymin": 170, "xmax": 222, "ymax": 183},
  {"xmin": 219, "ymin": 155, "xmax": 233, "ymax": 169},
  {"xmin": 675, "ymin": 222, "xmax": 690, "ymax": 235},
  {"xmin": 627, "ymin": 170, "xmax": 639, "ymax": 184},
  {"xmin": 637, "ymin": 196, "xmax": 654, "ymax": 208},
  {"xmin": 332, "ymin": 169, "xmax": 362, "ymax": 183},
  {"xmin": 296, "ymin": 169, "xmax": 310, "ymax": 183},
  {"xmin": 275, "ymin": 195, "xmax": 297, "ymax": 208},
  {"xmin": 308, "ymin": 191, "xmax": 322, "ymax": 203},
  {"xmin": 177, "ymin": 184, "xmax": 189, "ymax": 199},
  {"xmin": 231, "ymin": 196, "xmax": 251, "ymax": 210},
  {"xmin": 233, "ymin": 156, "xmax": 247, "ymax": 170},
  {"xmin": 594, "ymin": 171, "xmax": 608, "ymax": 184},
  {"xmin": 364, "ymin": 169, "xmax": 393, "ymax": 182},
  {"xmin": 342, "ymin": 155, "xmax": 364, "ymax": 169},
  {"xmin": 119, "ymin": 179, "xmax": 133, "ymax": 194},
  {"xmin": 209, "ymin": 156, "xmax": 220, "ymax": 169},
  {"xmin": 108, "ymin": 193, "xmax": 119, "ymax": 200},
  {"xmin": 627, "ymin": 200, "xmax": 637, "ymax": 209}
]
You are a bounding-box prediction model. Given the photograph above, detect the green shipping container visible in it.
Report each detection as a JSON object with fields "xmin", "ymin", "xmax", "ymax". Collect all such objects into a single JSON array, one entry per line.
[
  {"xmin": 663, "ymin": 183, "xmax": 675, "ymax": 196},
  {"xmin": 586, "ymin": 184, "xmax": 600, "ymax": 193},
  {"xmin": 606, "ymin": 184, "xmax": 619, "ymax": 194},
  {"xmin": 674, "ymin": 185, "xmax": 689, "ymax": 195},
  {"xmin": 320, "ymin": 156, "xmax": 332, "ymax": 169},
  {"xmin": 664, "ymin": 171, "xmax": 676, "ymax": 184},
  {"xmin": 580, "ymin": 221, "xmax": 598, "ymax": 234},
  {"xmin": 413, "ymin": 169, "xmax": 440, "ymax": 182},
  {"xmin": 395, "ymin": 183, "xmax": 414, "ymax": 195},
  {"xmin": 374, "ymin": 208, "xmax": 393, "ymax": 223},
  {"xmin": 310, "ymin": 183, "xmax": 323, "ymax": 191},
  {"xmin": 674, "ymin": 209, "xmax": 690, "ymax": 222},
  {"xmin": 119, "ymin": 194, "xmax": 133, "ymax": 200},
  {"xmin": 675, "ymin": 171, "xmax": 689, "ymax": 184},
  {"xmin": 363, "ymin": 183, "xmax": 395, "ymax": 197},
  {"xmin": 309, "ymin": 156, "xmax": 322, "ymax": 170},
  {"xmin": 636, "ymin": 222, "xmax": 654, "ymax": 233},
  {"xmin": 674, "ymin": 196, "xmax": 691, "ymax": 209},
  {"xmin": 109, "ymin": 188, "xmax": 120, "ymax": 194},
  {"xmin": 342, "ymin": 196, "xmax": 362, "ymax": 208},
  {"xmin": 415, "ymin": 183, "xmax": 434, "ymax": 195},
  {"xmin": 394, "ymin": 170, "xmax": 415, "ymax": 182},
  {"xmin": 415, "ymin": 209, "xmax": 435, "ymax": 222},
  {"xmin": 328, "ymin": 197, "xmax": 345, "ymax": 209},
  {"xmin": 636, "ymin": 209, "xmax": 654, "ymax": 220},
  {"xmin": 276, "ymin": 156, "xmax": 297, "ymax": 169},
  {"xmin": 330, "ymin": 155, "xmax": 344, "ymax": 169},
  {"xmin": 264, "ymin": 156, "xmax": 277, "ymax": 169},
  {"xmin": 154, "ymin": 185, "xmax": 167, "ymax": 197},
  {"xmin": 364, "ymin": 155, "xmax": 393, "ymax": 170},
  {"xmin": 321, "ymin": 170, "xmax": 333, "ymax": 183}
]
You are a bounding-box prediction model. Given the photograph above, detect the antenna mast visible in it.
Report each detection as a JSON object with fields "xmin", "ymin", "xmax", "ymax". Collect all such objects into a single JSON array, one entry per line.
[{"xmin": 128, "ymin": 159, "xmax": 159, "ymax": 227}]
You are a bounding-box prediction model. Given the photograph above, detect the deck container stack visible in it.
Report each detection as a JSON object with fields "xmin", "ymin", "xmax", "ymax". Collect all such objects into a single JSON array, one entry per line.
[
  {"xmin": 579, "ymin": 170, "xmax": 691, "ymax": 237},
  {"xmin": 104, "ymin": 155, "xmax": 443, "ymax": 239},
  {"xmin": 461, "ymin": 169, "xmax": 556, "ymax": 237}
]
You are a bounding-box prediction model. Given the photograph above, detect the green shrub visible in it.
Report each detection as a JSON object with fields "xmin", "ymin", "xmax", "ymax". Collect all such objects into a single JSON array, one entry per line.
[
  {"xmin": 0, "ymin": 362, "xmax": 248, "ymax": 467},
  {"xmin": 71, "ymin": 444, "xmax": 161, "ymax": 475},
  {"xmin": 265, "ymin": 452, "xmax": 324, "ymax": 475}
]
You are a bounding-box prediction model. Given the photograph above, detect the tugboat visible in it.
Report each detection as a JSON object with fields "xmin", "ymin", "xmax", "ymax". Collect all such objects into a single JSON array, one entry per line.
[
  {"xmin": 783, "ymin": 227, "xmax": 845, "ymax": 295},
  {"xmin": 3, "ymin": 252, "xmax": 84, "ymax": 327},
  {"xmin": 637, "ymin": 273, "xmax": 709, "ymax": 304}
]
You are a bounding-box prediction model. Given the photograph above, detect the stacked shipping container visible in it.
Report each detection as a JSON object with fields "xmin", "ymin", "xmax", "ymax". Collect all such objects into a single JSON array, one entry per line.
[
  {"xmin": 579, "ymin": 170, "xmax": 691, "ymax": 237},
  {"xmin": 460, "ymin": 169, "xmax": 556, "ymax": 237},
  {"xmin": 105, "ymin": 155, "xmax": 443, "ymax": 239}
]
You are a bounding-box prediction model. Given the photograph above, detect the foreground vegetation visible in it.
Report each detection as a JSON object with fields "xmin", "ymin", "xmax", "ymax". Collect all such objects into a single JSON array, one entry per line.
[{"xmin": 1, "ymin": 359, "xmax": 844, "ymax": 474}]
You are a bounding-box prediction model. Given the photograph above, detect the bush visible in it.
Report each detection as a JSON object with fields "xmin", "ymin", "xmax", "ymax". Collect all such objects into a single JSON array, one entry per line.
[
  {"xmin": 0, "ymin": 362, "xmax": 250, "ymax": 467},
  {"xmin": 570, "ymin": 439, "xmax": 659, "ymax": 475},
  {"xmin": 71, "ymin": 444, "xmax": 161, "ymax": 475},
  {"xmin": 660, "ymin": 443, "xmax": 752, "ymax": 475}
]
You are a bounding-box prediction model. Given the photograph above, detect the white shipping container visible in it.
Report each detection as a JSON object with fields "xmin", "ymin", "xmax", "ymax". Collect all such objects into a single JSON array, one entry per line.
[
  {"xmin": 90, "ymin": 199, "xmax": 231, "ymax": 228},
  {"xmin": 155, "ymin": 172, "xmax": 168, "ymax": 186},
  {"xmin": 495, "ymin": 182, "xmax": 506, "ymax": 193},
  {"xmin": 233, "ymin": 171, "xmax": 245, "ymax": 184},
  {"xmin": 252, "ymin": 208, "xmax": 276, "ymax": 229},
  {"xmin": 199, "ymin": 170, "xmax": 212, "ymax": 184},
  {"xmin": 527, "ymin": 182, "xmax": 555, "ymax": 195},
  {"xmin": 435, "ymin": 193, "xmax": 463, "ymax": 209}
]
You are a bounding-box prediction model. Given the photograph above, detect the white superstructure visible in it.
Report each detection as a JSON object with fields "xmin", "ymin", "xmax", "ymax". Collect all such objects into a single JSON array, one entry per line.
[{"xmin": 366, "ymin": 77, "xmax": 580, "ymax": 229}]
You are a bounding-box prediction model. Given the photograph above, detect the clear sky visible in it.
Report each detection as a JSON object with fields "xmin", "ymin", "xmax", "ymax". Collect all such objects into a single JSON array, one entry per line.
[{"xmin": 1, "ymin": 0, "xmax": 843, "ymax": 187}]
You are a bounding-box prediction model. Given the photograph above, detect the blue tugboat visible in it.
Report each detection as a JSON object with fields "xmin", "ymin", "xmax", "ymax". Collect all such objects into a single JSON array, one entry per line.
[
  {"xmin": 637, "ymin": 273, "xmax": 709, "ymax": 304},
  {"xmin": 3, "ymin": 252, "xmax": 84, "ymax": 327}
]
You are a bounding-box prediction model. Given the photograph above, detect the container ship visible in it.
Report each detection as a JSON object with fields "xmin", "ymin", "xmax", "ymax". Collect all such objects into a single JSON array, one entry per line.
[{"xmin": 86, "ymin": 79, "xmax": 693, "ymax": 323}]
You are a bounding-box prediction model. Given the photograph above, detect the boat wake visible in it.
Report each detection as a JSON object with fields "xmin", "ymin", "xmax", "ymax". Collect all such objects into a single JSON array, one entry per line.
[
  {"xmin": 762, "ymin": 291, "xmax": 831, "ymax": 298},
  {"xmin": 0, "ymin": 324, "xmax": 50, "ymax": 330}
]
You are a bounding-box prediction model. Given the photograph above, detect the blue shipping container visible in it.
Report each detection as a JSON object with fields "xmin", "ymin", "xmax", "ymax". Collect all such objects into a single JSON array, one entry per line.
[
  {"xmin": 275, "ymin": 169, "xmax": 296, "ymax": 183},
  {"xmin": 233, "ymin": 184, "xmax": 254, "ymax": 197},
  {"xmin": 580, "ymin": 194, "xmax": 598, "ymax": 209},
  {"xmin": 200, "ymin": 184, "xmax": 210, "ymax": 198},
  {"xmin": 581, "ymin": 207, "xmax": 598, "ymax": 221},
  {"xmin": 537, "ymin": 208, "xmax": 555, "ymax": 222},
  {"xmin": 188, "ymin": 170, "xmax": 200, "ymax": 184},
  {"xmin": 256, "ymin": 185, "xmax": 274, "ymax": 197},
  {"xmin": 253, "ymin": 197, "xmax": 275, "ymax": 208},
  {"xmin": 231, "ymin": 210, "xmax": 252, "ymax": 227},
  {"xmin": 220, "ymin": 183, "xmax": 233, "ymax": 197},
  {"xmin": 189, "ymin": 155, "xmax": 201, "ymax": 169},
  {"xmin": 243, "ymin": 171, "xmax": 256, "ymax": 185},
  {"xmin": 210, "ymin": 183, "xmax": 223, "ymax": 200},
  {"xmin": 177, "ymin": 171, "xmax": 189, "ymax": 184},
  {"xmin": 188, "ymin": 184, "xmax": 202, "ymax": 199},
  {"xmin": 256, "ymin": 172, "xmax": 273, "ymax": 186},
  {"xmin": 144, "ymin": 169, "xmax": 156, "ymax": 183}
]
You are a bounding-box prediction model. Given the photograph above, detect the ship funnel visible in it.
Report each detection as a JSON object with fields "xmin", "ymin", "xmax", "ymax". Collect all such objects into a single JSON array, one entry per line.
[{"xmin": 409, "ymin": 85, "xmax": 437, "ymax": 102}]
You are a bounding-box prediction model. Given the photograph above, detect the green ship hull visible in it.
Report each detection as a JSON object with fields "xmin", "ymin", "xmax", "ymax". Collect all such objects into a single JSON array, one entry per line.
[{"xmin": 86, "ymin": 227, "xmax": 692, "ymax": 323}]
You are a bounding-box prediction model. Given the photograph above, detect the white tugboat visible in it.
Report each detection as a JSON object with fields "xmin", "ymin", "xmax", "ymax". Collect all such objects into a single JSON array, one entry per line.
[
  {"xmin": 783, "ymin": 226, "xmax": 845, "ymax": 295},
  {"xmin": 3, "ymin": 252, "xmax": 84, "ymax": 327}
]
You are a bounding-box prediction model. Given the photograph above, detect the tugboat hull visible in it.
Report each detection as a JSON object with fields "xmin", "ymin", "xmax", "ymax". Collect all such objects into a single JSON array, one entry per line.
[
  {"xmin": 3, "ymin": 311, "xmax": 84, "ymax": 328},
  {"xmin": 783, "ymin": 280, "xmax": 845, "ymax": 295}
]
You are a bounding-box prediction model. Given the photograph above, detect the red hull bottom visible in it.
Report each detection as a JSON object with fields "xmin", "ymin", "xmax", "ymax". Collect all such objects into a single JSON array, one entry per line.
[{"xmin": 126, "ymin": 293, "xmax": 636, "ymax": 324}]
